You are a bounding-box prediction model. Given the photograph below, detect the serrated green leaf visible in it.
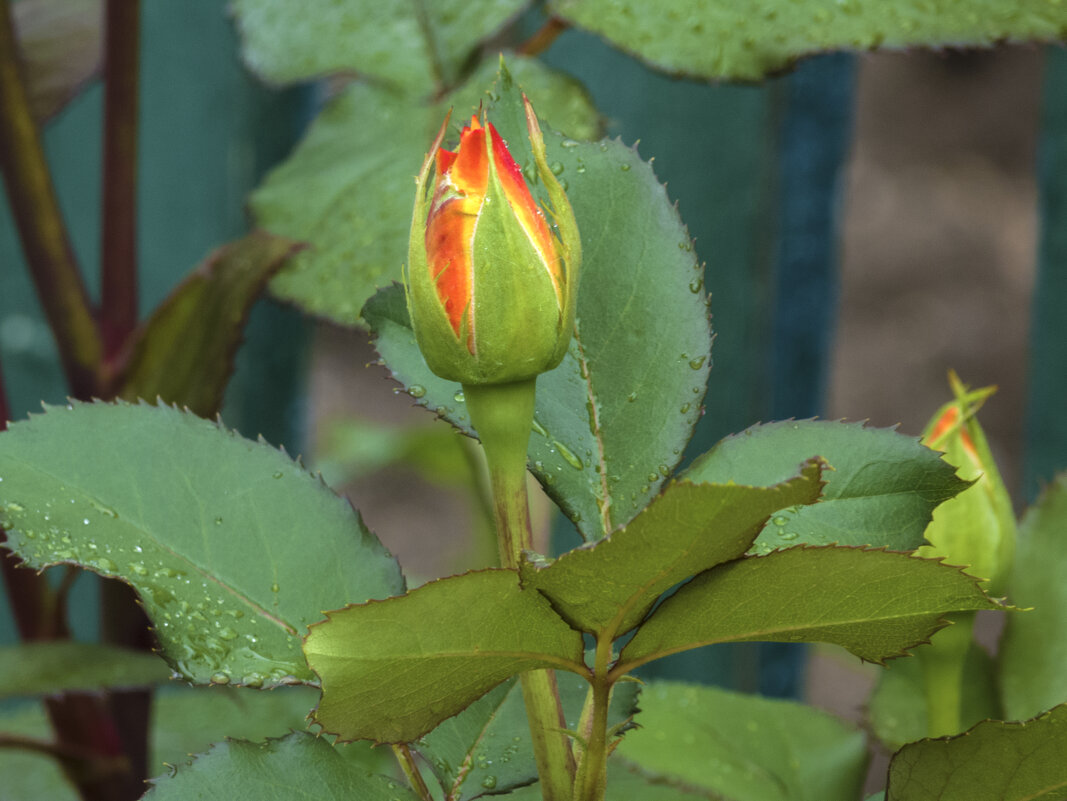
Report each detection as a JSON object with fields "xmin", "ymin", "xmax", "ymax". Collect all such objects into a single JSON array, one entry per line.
[
  {"xmin": 255, "ymin": 55, "xmax": 599, "ymax": 327},
  {"xmin": 416, "ymin": 672, "xmax": 639, "ymax": 800},
  {"xmin": 0, "ymin": 402, "xmax": 404, "ymax": 688},
  {"xmin": 305, "ymin": 569, "xmax": 586, "ymax": 743},
  {"xmin": 886, "ymin": 704, "xmax": 1067, "ymax": 801},
  {"xmin": 685, "ymin": 420, "xmax": 970, "ymax": 553},
  {"xmin": 151, "ymin": 685, "xmax": 322, "ymax": 772},
  {"xmin": 867, "ymin": 640, "xmax": 1000, "ymax": 750},
  {"xmin": 999, "ymin": 473, "xmax": 1067, "ymax": 721},
  {"xmin": 619, "ymin": 548, "xmax": 999, "ymax": 670},
  {"xmin": 118, "ymin": 232, "xmax": 300, "ymax": 417},
  {"xmin": 616, "ymin": 681, "xmax": 867, "ymax": 801},
  {"xmin": 143, "ymin": 731, "xmax": 419, "ymax": 801},
  {"xmin": 0, "ymin": 642, "xmax": 169, "ymax": 698},
  {"xmin": 13, "ymin": 0, "xmax": 101, "ymax": 122},
  {"xmin": 520, "ymin": 460, "xmax": 824, "ymax": 637},
  {"xmin": 366, "ymin": 68, "xmax": 712, "ymax": 541},
  {"xmin": 550, "ymin": 0, "xmax": 1067, "ymax": 81},
  {"xmin": 232, "ymin": 0, "xmax": 528, "ymax": 94}
]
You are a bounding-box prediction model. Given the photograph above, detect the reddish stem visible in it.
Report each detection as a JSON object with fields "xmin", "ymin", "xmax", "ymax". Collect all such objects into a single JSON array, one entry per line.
[
  {"xmin": 0, "ymin": 0, "xmax": 103, "ymax": 399},
  {"xmin": 518, "ymin": 17, "xmax": 569, "ymax": 56},
  {"xmin": 100, "ymin": 0, "xmax": 141, "ymax": 362}
]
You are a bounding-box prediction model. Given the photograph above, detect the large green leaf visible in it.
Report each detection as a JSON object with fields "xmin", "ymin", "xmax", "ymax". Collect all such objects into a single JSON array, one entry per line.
[
  {"xmin": 416, "ymin": 672, "xmax": 639, "ymax": 800},
  {"xmin": 886, "ymin": 704, "xmax": 1067, "ymax": 801},
  {"xmin": 999, "ymin": 473, "xmax": 1067, "ymax": 721},
  {"xmin": 254, "ymin": 56, "xmax": 599, "ymax": 328},
  {"xmin": 520, "ymin": 460, "xmax": 824, "ymax": 637},
  {"xmin": 867, "ymin": 639, "xmax": 1000, "ymax": 750},
  {"xmin": 143, "ymin": 731, "xmax": 419, "ymax": 801},
  {"xmin": 685, "ymin": 420, "xmax": 970, "ymax": 553},
  {"xmin": 550, "ymin": 0, "xmax": 1067, "ymax": 81},
  {"xmin": 118, "ymin": 232, "xmax": 300, "ymax": 417},
  {"xmin": 619, "ymin": 547, "xmax": 999, "ymax": 670},
  {"xmin": 232, "ymin": 0, "xmax": 528, "ymax": 95},
  {"xmin": 13, "ymin": 0, "xmax": 101, "ymax": 122},
  {"xmin": 366, "ymin": 66, "xmax": 712, "ymax": 540},
  {"xmin": 616, "ymin": 681, "xmax": 867, "ymax": 801},
  {"xmin": 0, "ymin": 642, "xmax": 169, "ymax": 698},
  {"xmin": 0, "ymin": 402, "xmax": 404, "ymax": 687},
  {"xmin": 305, "ymin": 569, "xmax": 586, "ymax": 743}
]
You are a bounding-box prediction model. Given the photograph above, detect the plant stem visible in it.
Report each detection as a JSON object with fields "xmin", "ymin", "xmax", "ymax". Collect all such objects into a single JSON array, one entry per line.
[
  {"xmin": 519, "ymin": 17, "xmax": 569, "ymax": 57},
  {"xmin": 392, "ymin": 744, "xmax": 433, "ymax": 801},
  {"xmin": 0, "ymin": 0, "xmax": 102, "ymax": 399},
  {"xmin": 463, "ymin": 380, "xmax": 575, "ymax": 801},
  {"xmin": 572, "ymin": 636, "xmax": 612, "ymax": 801},
  {"xmin": 100, "ymin": 0, "xmax": 141, "ymax": 361},
  {"xmin": 919, "ymin": 612, "xmax": 975, "ymax": 737}
]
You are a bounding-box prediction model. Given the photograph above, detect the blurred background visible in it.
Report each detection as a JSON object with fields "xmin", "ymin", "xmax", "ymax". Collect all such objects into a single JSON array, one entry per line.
[{"xmin": 1, "ymin": 2, "xmax": 1063, "ymax": 793}]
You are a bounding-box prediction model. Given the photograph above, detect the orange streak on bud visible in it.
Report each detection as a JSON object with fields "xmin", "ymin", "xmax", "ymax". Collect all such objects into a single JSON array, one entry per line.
[
  {"xmin": 928, "ymin": 406, "xmax": 961, "ymax": 447},
  {"xmin": 425, "ymin": 118, "xmax": 490, "ymax": 342}
]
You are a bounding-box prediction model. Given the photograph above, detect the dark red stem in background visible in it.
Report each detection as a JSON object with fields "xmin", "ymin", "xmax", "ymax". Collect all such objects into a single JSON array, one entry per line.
[
  {"xmin": 0, "ymin": 1, "xmax": 102, "ymax": 399},
  {"xmin": 101, "ymin": 0, "xmax": 141, "ymax": 361}
]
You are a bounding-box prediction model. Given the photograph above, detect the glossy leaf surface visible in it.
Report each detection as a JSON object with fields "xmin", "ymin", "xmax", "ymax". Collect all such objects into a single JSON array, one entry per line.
[
  {"xmin": 305, "ymin": 569, "xmax": 586, "ymax": 743},
  {"xmin": 551, "ymin": 0, "xmax": 1067, "ymax": 81},
  {"xmin": 685, "ymin": 420, "xmax": 969, "ymax": 552},
  {"xmin": 620, "ymin": 547, "xmax": 999, "ymax": 669},
  {"xmin": 233, "ymin": 0, "xmax": 528, "ymax": 94},
  {"xmin": 886, "ymin": 704, "xmax": 1067, "ymax": 801},
  {"xmin": 0, "ymin": 402, "xmax": 404, "ymax": 687},
  {"xmin": 143, "ymin": 732, "xmax": 419, "ymax": 801},
  {"xmin": 519, "ymin": 460, "xmax": 823, "ymax": 636},
  {"xmin": 616, "ymin": 681, "xmax": 867, "ymax": 801}
]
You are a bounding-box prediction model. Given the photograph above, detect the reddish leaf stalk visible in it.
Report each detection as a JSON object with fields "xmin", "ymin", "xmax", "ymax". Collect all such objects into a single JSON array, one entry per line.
[
  {"xmin": 0, "ymin": 0, "xmax": 103, "ymax": 400},
  {"xmin": 100, "ymin": 0, "xmax": 141, "ymax": 361},
  {"xmin": 518, "ymin": 17, "xmax": 569, "ymax": 57}
]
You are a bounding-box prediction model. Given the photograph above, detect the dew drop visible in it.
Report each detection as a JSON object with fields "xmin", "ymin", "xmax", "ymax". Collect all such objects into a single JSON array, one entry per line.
[
  {"xmin": 773, "ymin": 516, "xmax": 787, "ymax": 527},
  {"xmin": 550, "ymin": 161, "xmax": 564, "ymax": 175},
  {"xmin": 680, "ymin": 403, "xmax": 691, "ymax": 414},
  {"xmin": 688, "ymin": 356, "xmax": 707, "ymax": 370},
  {"xmin": 82, "ymin": 518, "xmax": 90, "ymax": 525},
  {"xmin": 408, "ymin": 385, "xmax": 426, "ymax": 399},
  {"xmin": 214, "ymin": 517, "xmax": 223, "ymax": 526},
  {"xmin": 780, "ymin": 531, "xmax": 798, "ymax": 541},
  {"xmin": 453, "ymin": 389, "xmax": 465, "ymax": 403},
  {"xmin": 272, "ymin": 471, "xmax": 283, "ymax": 479},
  {"xmin": 270, "ymin": 582, "xmax": 280, "ymax": 593},
  {"xmin": 620, "ymin": 163, "xmax": 631, "ymax": 171},
  {"xmin": 689, "ymin": 278, "xmax": 703, "ymax": 293},
  {"xmin": 561, "ymin": 139, "xmax": 580, "ymax": 149},
  {"xmin": 481, "ymin": 776, "xmax": 497, "ymax": 790},
  {"xmin": 626, "ymin": 392, "xmax": 637, "ymax": 402},
  {"xmin": 531, "ymin": 418, "xmax": 548, "ymax": 437},
  {"xmin": 211, "ymin": 672, "xmax": 230, "ymax": 685},
  {"xmin": 128, "ymin": 562, "xmax": 149, "ymax": 576},
  {"xmin": 217, "ymin": 626, "xmax": 238, "ymax": 641},
  {"xmin": 647, "ymin": 473, "xmax": 658, "ymax": 483},
  {"xmin": 554, "ymin": 442, "xmax": 584, "ymax": 470}
]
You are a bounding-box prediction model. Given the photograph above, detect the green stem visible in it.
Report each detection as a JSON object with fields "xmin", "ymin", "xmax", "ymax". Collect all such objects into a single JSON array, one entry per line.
[
  {"xmin": 100, "ymin": 0, "xmax": 141, "ymax": 361},
  {"xmin": 572, "ymin": 637, "xmax": 612, "ymax": 801},
  {"xmin": 918, "ymin": 612, "xmax": 975, "ymax": 737},
  {"xmin": 392, "ymin": 744, "xmax": 433, "ymax": 801},
  {"xmin": 463, "ymin": 380, "xmax": 575, "ymax": 801},
  {"xmin": 0, "ymin": 0, "xmax": 103, "ymax": 399}
]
